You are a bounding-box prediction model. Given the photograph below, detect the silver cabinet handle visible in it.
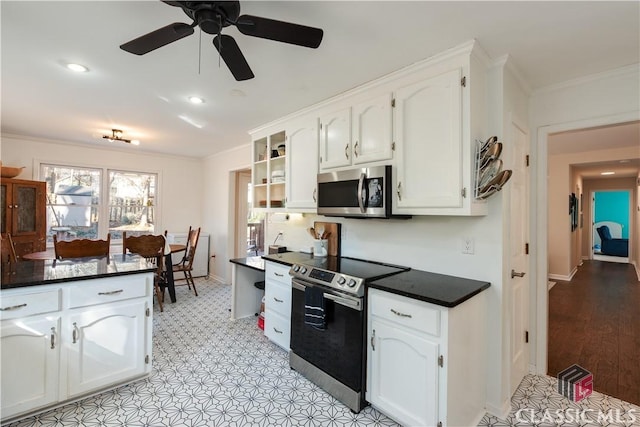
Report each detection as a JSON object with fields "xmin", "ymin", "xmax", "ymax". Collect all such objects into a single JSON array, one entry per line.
[
  {"xmin": 274, "ymin": 272, "xmax": 284, "ymax": 277},
  {"xmin": 345, "ymin": 143, "xmax": 349, "ymax": 160},
  {"xmin": 391, "ymin": 308, "xmax": 412, "ymax": 318},
  {"xmin": 273, "ymin": 297, "xmax": 283, "ymax": 303},
  {"xmin": 273, "ymin": 327, "xmax": 283, "ymax": 334},
  {"xmin": 0, "ymin": 303, "xmax": 27, "ymax": 311},
  {"xmin": 371, "ymin": 329, "xmax": 376, "ymax": 351},
  {"xmin": 354, "ymin": 140, "xmax": 359, "ymax": 157},
  {"xmin": 72, "ymin": 322, "xmax": 79, "ymax": 344},
  {"xmin": 397, "ymin": 182, "xmax": 402, "ymax": 201},
  {"xmin": 357, "ymin": 173, "xmax": 366, "ymax": 213},
  {"xmin": 511, "ymin": 270, "xmax": 526, "ymax": 278},
  {"xmin": 50, "ymin": 327, "xmax": 57, "ymax": 349},
  {"xmin": 98, "ymin": 289, "xmax": 124, "ymax": 295}
]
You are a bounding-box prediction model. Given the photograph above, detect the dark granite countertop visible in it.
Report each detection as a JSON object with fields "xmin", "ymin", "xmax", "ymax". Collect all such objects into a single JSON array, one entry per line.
[
  {"xmin": 230, "ymin": 256, "xmax": 266, "ymax": 272},
  {"xmin": 368, "ymin": 269, "xmax": 490, "ymax": 308},
  {"xmin": 1, "ymin": 255, "xmax": 156, "ymax": 290},
  {"xmin": 261, "ymin": 251, "xmax": 315, "ymax": 266}
]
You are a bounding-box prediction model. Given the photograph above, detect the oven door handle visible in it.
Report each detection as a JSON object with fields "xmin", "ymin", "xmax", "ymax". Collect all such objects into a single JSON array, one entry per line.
[{"xmin": 292, "ymin": 280, "xmax": 363, "ymax": 311}]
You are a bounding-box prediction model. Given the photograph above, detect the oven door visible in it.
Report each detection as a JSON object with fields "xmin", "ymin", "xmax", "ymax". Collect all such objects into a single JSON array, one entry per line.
[{"xmin": 290, "ymin": 279, "xmax": 365, "ymax": 392}]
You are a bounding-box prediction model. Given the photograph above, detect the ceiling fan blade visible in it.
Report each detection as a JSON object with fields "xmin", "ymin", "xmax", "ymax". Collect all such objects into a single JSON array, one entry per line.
[
  {"xmin": 236, "ymin": 15, "xmax": 323, "ymax": 48},
  {"xmin": 213, "ymin": 34, "xmax": 254, "ymax": 81},
  {"xmin": 120, "ymin": 23, "xmax": 194, "ymax": 55},
  {"xmin": 161, "ymin": 1, "xmax": 185, "ymax": 7}
]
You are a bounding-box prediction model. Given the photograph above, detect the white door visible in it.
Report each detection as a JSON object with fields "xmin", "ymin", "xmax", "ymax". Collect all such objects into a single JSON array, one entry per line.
[
  {"xmin": 352, "ymin": 93, "xmax": 393, "ymax": 165},
  {"xmin": 286, "ymin": 116, "xmax": 319, "ymax": 209},
  {"xmin": 368, "ymin": 319, "xmax": 439, "ymax": 427},
  {"xmin": 1, "ymin": 315, "xmax": 61, "ymax": 420},
  {"xmin": 66, "ymin": 300, "xmax": 148, "ymax": 397},
  {"xmin": 508, "ymin": 116, "xmax": 530, "ymax": 395},
  {"xmin": 319, "ymin": 107, "xmax": 351, "ymax": 170},
  {"xmin": 393, "ymin": 68, "xmax": 463, "ymax": 210}
]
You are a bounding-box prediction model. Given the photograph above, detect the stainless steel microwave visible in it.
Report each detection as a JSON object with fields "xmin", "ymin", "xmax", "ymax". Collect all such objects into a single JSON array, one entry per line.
[{"xmin": 317, "ymin": 165, "xmax": 393, "ymax": 218}]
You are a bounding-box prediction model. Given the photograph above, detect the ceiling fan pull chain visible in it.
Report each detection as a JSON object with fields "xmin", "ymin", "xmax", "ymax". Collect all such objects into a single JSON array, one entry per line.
[
  {"xmin": 198, "ymin": 27, "xmax": 202, "ymax": 75},
  {"xmin": 217, "ymin": 16, "xmax": 222, "ymax": 69}
]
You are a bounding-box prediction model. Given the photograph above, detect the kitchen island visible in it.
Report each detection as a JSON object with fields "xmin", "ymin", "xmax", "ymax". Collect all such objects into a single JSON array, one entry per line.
[{"xmin": 1, "ymin": 255, "xmax": 155, "ymax": 423}]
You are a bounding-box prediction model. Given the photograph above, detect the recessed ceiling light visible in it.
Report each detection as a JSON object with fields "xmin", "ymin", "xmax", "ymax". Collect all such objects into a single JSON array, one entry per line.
[
  {"xmin": 189, "ymin": 96, "xmax": 205, "ymax": 104},
  {"xmin": 66, "ymin": 63, "xmax": 89, "ymax": 72},
  {"xmin": 601, "ymin": 171, "xmax": 615, "ymax": 175}
]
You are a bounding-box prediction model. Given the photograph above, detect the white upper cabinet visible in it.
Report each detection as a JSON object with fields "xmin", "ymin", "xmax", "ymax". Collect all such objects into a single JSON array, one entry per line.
[
  {"xmin": 286, "ymin": 116, "xmax": 319, "ymax": 211},
  {"xmin": 352, "ymin": 93, "xmax": 394, "ymax": 165},
  {"xmin": 393, "ymin": 68, "xmax": 463, "ymax": 211},
  {"xmin": 319, "ymin": 107, "xmax": 352, "ymax": 170}
]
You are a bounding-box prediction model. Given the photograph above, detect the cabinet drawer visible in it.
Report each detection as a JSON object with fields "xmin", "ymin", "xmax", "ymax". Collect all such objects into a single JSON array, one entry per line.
[
  {"xmin": 0, "ymin": 288, "xmax": 61, "ymax": 320},
  {"xmin": 69, "ymin": 275, "xmax": 149, "ymax": 308},
  {"xmin": 265, "ymin": 280, "xmax": 291, "ymax": 317},
  {"xmin": 369, "ymin": 288, "xmax": 440, "ymax": 337},
  {"xmin": 264, "ymin": 309, "xmax": 290, "ymax": 350},
  {"xmin": 265, "ymin": 262, "xmax": 291, "ymax": 286}
]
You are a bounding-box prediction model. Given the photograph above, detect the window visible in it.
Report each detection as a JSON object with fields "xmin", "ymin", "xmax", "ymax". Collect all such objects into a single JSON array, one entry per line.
[{"xmin": 41, "ymin": 164, "xmax": 157, "ymax": 245}]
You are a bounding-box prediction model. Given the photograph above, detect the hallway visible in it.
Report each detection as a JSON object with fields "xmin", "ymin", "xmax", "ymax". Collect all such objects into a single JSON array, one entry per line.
[{"xmin": 548, "ymin": 260, "xmax": 640, "ymax": 405}]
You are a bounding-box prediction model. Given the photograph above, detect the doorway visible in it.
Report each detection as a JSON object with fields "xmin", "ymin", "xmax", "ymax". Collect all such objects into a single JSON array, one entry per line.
[
  {"xmin": 234, "ymin": 169, "xmax": 265, "ymax": 258},
  {"xmin": 592, "ymin": 190, "xmax": 631, "ymax": 263}
]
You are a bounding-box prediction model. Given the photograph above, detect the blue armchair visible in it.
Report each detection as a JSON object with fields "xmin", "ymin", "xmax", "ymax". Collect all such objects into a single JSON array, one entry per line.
[{"xmin": 596, "ymin": 225, "xmax": 628, "ymax": 257}]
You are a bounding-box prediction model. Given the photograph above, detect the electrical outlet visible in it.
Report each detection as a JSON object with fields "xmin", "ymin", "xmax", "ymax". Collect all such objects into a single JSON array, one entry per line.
[{"xmin": 462, "ymin": 237, "xmax": 474, "ymax": 254}]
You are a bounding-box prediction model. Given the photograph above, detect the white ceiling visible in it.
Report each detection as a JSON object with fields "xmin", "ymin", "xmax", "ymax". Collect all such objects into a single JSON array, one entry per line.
[{"xmin": 2, "ymin": 1, "xmax": 639, "ymax": 158}]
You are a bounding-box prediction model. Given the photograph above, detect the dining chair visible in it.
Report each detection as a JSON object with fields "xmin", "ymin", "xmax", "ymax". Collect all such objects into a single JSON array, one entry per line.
[
  {"xmin": 1, "ymin": 233, "xmax": 18, "ymax": 263},
  {"xmin": 172, "ymin": 227, "xmax": 201, "ymax": 296},
  {"xmin": 123, "ymin": 232, "xmax": 166, "ymax": 312},
  {"xmin": 53, "ymin": 233, "xmax": 111, "ymax": 260}
]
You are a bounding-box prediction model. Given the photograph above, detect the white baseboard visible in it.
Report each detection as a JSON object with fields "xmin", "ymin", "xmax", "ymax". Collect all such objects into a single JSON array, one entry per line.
[
  {"xmin": 593, "ymin": 254, "xmax": 629, "ymax": 263},
  {"xmin": 548, "ymin": 281, "xmax": 556, "ymax": 290},
  {"xmin": 548, "ymin": 265, "xmax": 577, "ymax": 282},
  {"xmin": 485, "ymin": 399, "xmax": 511, "ymax": 421},
  {"xmin": 632, "ymin": 260, "xmax": 640, "ymax": 281}
]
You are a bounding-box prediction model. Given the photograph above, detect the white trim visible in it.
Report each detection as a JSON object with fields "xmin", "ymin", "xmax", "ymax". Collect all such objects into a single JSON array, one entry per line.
[
  {"xmin": 632, "ymin": 260, "xmax": 640, "ymax": 281},
  {"xmin": 548, "ymin": 270, "xmax": 576, "ymax": 282},
  {"xmin": 535, "ymin": 110, "xmax": 640, "ymax": 376},
  {"xmin": 532, "ymin": 63, "xmax": 640, "ymax": 96},
  {"xmin": 592, "ymin": 254, "xmax": 629, "ymax": 264},
  {"xmin": 485, "ymin": 399, "xmax": 511, "ymax": 421}
]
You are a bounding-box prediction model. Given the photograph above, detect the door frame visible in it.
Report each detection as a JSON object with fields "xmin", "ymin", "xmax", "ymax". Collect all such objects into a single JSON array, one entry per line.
[{"xmin": 534, "ymin": 111, "xmax": 639, "ymax": 374}]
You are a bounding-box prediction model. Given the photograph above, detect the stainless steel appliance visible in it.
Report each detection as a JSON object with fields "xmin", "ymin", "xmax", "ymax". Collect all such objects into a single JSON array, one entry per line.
[
  {"xmin": 317, "ymin": 165, "xmax": 396, "ymax": 219},
  {"xmin": 289, "ymin": 256, "xmax": 408, "ymax": 412}
]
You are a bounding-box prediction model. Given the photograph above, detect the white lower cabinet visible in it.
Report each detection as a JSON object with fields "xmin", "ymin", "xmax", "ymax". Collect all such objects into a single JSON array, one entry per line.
[
  {"xmin": 367, "ymin": 288, "xmax": 487, "ymax": 427},
  {"xmin": 0, "ymin": 273, "xmax": 153, "ymax": 423},
  {"xmin": 264, "ymin": 261, "xmax": 291, "ymax": 349}
]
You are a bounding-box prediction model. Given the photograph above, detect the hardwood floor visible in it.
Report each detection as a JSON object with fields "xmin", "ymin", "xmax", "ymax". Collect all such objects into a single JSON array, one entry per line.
[{"xmin": 548, "ymin": 260, "xmax": 640, "ymax": 405}]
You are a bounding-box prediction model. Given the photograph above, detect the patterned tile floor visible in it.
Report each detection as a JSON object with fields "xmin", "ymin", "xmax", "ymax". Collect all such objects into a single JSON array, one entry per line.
[{"xmin": 5, "ymin": 279, "xmax": 639, "ymax": 427}]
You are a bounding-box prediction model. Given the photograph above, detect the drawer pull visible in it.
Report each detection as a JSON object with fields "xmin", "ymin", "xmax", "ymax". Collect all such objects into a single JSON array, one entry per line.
[
  {"xmin": 50, "ymin": 327, "xmax": 57, "ymax": 350},
  {"xmin": 0, "ymin": 303, "xmax": 27, "ymax": 311},
  {"xmin": 274, "ymin": 272, "xmax": 284, "ymax": 277},
  {"xmin": 273, "ymin": 297, "xmax": 284, "ymax": 303},
  {"xmin": 98, "ymin": 289, "xmax": 124, "ymax": 296},
  {"xmin": 390, "ymin": 308, "xmax": 412, "ymax": 318},
  {"xmin": 72, "ymin": 322, "xmax": 79, "ymax": 343},
  {"xmin": 371, "ymin": 329, "xmax": 376, "ymax": 351},
  {"xmin": 273, "ymin": 327, "xmax": 283, "ymax": 334}
]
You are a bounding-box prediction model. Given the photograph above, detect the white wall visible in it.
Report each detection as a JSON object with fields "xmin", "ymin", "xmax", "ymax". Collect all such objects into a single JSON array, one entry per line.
[
  {"xmin": 530, "ymin": 64, "xmax": 640, "ymax": 375},
  {"xmin": 0, "ymin": 134, "xmax": 204, "ymax": 239},
  {"xmin": 201, "ymin": 144, "xmax": 251, "ymax": 283}
]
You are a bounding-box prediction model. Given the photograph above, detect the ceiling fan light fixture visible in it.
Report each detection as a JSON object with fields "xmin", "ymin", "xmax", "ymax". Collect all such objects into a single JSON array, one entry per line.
[
  {"xmin": 66, "ymin": 63, "xmax": 89, "ymax": 73},
  {"xmin": 103, "ymin": 129, "xmax": 137, "ymax": 145}
]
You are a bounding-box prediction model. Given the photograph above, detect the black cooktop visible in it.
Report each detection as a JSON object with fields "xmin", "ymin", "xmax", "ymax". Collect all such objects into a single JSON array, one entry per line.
[{"xmin": 300, "ymin": 256, "xmax": 409, "ymax": 282}]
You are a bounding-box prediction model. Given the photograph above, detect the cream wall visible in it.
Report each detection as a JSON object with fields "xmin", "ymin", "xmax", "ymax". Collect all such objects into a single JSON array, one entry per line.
[
  {"xmin": 201, "ymin": 144, "xmax": 251, "ymax": 283},
  {"xmin": 547, "ymin": 145, "xmax": 639, "ymax": 279},
  {"xmin": 0, "ymin": 134, "xmax": 204, "ymax": 243}
]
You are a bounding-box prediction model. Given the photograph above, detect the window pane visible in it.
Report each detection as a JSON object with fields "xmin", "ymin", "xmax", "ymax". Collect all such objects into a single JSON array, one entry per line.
[
  {"xmin": 42, "ymin": 165, "xmax": 101, "ymax": 242},
  {"xmin": 108, "ymin": 171, "xmax": 156, "ymax": 239}
]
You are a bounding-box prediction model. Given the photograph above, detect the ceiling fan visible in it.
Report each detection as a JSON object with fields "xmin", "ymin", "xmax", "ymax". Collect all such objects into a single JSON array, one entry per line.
[{"xmin": 120, "ymin": 1, "xmax": 324, "ymax": 81}]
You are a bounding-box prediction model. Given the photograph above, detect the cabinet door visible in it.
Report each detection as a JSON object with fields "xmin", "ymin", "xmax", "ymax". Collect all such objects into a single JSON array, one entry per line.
[
  {"xmin": 368, "ymin": 318, "xmax": 439, "ymax": 427},
  {"xmin": 352, "ymin": 94, "xmax": 393, "ymax": 165},
  {"xmin": 393, "ymin": 69, "xmax": 463, "ymax": 211},
  {"xmin": 286, "ymin": 117, "xmax": 319, "ymax": 210},
  {"xmin": 319, "ymin": 108, "xmax": 351, "ymax": 171},
  {"xmin": 66, "ymin": 299, "xmax": 149, "ymax": 397},
  {"xmin": 1, "ymin": 315, "xmax": 60, "ymax": 420},
  {"xmin": 1, "ymin": 180, "xmax": 46, "ymax": 256}
]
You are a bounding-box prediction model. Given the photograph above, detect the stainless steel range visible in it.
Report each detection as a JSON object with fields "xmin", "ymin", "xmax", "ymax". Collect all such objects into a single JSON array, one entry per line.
[{"xmin": 288, "ymin": 256, "xmax": 408, "ymax": 412}]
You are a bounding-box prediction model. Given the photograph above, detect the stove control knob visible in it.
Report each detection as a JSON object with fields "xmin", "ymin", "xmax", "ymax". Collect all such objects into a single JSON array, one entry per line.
[
  {"xmin": 337, "ymin": 276, "xmax": 346, "ymax": 285},
  {"xmin": 347, "ymin": 278, "xmax": 357, "ymax": 288},
  {"xmin": 292, "ymin": 265, "xmax": 300, "ymax": 272},
  {"xmin": 300, "ymin": 266, "xmax": 308, "ymax": 274}
]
